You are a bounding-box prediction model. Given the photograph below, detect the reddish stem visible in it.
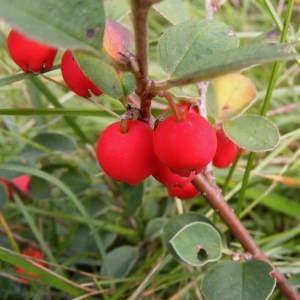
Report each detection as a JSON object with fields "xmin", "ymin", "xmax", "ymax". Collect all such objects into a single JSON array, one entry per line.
[
  {"xmin": 120, "ymin": 119, "xmax": 129, "ymax": 134},
  {"xmin": 192, "ymin": 174, "xmax": 300, "ymax": 300},
  {"xmin": 163, "ymin": 91, "xmax": 183, "ymax": 122}
]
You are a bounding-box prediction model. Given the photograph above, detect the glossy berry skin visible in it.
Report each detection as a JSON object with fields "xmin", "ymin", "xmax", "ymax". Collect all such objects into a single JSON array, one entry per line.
[
  {"xmin": 7, "ymin": 30, "xmax": 57, "ymax": 73},
  {"xmin": 153, "ymin": 160, "xmax": 194, "ymax": 186},
  {"xmin": 11, "ymin": 175, "xmax": 31, "ymax": 195},
  {"xmin": 61, "ymin": 50, "xmax": 103, "ymax": 98},
  {"xmin": 213, "ymin": 129, "xmax": 240, "ymax": 168},
  {"xmin": 167, "ymin": 182, "xmax": 199, "ymax": 200},
  {"xmin": 15, "ymin": 249, "xmax": 47, "ymax": 283},
  {"xmin": 153, "ymin": 112, "xmax": 217, "ymax": 176},
  {"xmin": 153, "ymin": 161, "xmax": 199, "ymax": 200},
  {"xmin": 96, "ymin": 120, "xmax": 158, "ymax": 186}
]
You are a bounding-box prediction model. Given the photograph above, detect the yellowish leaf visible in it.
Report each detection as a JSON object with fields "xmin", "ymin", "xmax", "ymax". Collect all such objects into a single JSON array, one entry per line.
[{"xmin": 212, "ymin": 73, "xmax": 257, "ymax": 120}]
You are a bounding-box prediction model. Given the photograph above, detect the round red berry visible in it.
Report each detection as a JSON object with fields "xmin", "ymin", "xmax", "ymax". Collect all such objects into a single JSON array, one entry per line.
[
  {"xmin": 153, "ymin": 112, "xmax": 217, "ymax": 176},
  {"xmin": 11, "ymin": 175, "xmax": 31, "ymax": 195},
  {"xmin": 61, "ymin": 50, "xmax": 103, "ymax": 98},
  {"xmin": 167, "ymin": 182, "xmax": 199, "ymax": 200},
  {"xmin": 7, "ymin": 30, "xmax": 57, "ymax": 73},
  {"xmin": 96, "ymin": 120, "xmax": 158, "ymax": 186},
  {"xmin": 213, "ymin": 129, "xmax": 240, "ymax": 168}
]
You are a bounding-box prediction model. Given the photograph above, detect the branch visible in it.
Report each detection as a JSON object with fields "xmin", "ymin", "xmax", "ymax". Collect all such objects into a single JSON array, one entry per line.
[
  {"xmin": 130, "ymin": 0, "xmax": 154, "ymax": 121},
  {"xmin": 192, "ymin": 174, "xmax": 300, "ymax": 300}
]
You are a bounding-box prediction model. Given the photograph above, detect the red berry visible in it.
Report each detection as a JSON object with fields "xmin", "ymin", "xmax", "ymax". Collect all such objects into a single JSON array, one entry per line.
[
  {"xmin": 167, "ymin": 182, "xmax": 199, "ymax": 200},
  {"xmin": 213, "ymin": 129, "xmax": 240, "ymax": 168},
  {"xmin": 15, "ymin": 249, "xmax": 47, "ymax": 283},
  {"xmin": 11, "ymin": 175, "xmax": 31, "ymax": 195},
  {"xmin": 153, "ymin": 161, "xmax": 199, "ymax": 200},
  {"xmin": 61, "ymin": 50, "xmax": 103, "ymax": 98},
  {"xmin": 153, "ymin": 112, "xmax": 217, "ymax": 176},
  {"xmin": 96, "ymin": 120, "xmax": 158, "ymax": 186},
  {"xmin": 7, "ymin": 30, "xmax": 57, "ymax": 73},
  {"xmin": 153, "ymin": 160, "xmax": 194, "ymax": 186}
]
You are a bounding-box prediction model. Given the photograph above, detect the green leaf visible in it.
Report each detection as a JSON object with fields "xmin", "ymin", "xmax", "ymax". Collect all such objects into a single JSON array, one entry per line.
[
  {"xmin": 169, "ymin": 43, "xmax": 299, "ymax": 82},
  {"xmin": 0, "ymin": 182, "xmax": 9, "ymax": 210},
  {"xmin": 164, "ymin": 213, "xmax": 222, "ymax": 266},
  {"xmin": 153, "ymin": 0, "xmax": 189, "ymax": 25},
  {"xmin": 0, "ymin": 0, "xmax": 105, "ymax": 51},
  {"xmin": 169, "ymin": 222, "xmax": 222, "ymax": 266},
  {"xmin": 101, "ymin": 246, "xmax": 139, "ymax": 278},
  {"xmin": 74, "ymin": 51, "xmax": 124, "ymax": 99},
  {"xmin": 121, "ymin": 72, "xmax": 136, "ymax": 97},
  {"xmin": 0, "ymin": 247, "xmax": 86, "ymax": 297},
  {"xmin": 164, "ymin": 213, "xmax": 215, "ymax": 244},
  {"xmin": 121, "ymin": 182, "xmax": 144, "ymax": 216},
  {"xmin": 22, "ymin": 132, "xmax": 77, "ymax": 160},
  {"xmin": 144, "ymin": 217, "xmax": 168, "ymax": 241},
  {"xmin": 104, "ymin": 0, "xmax": 130, "ymax": 21},
  {"xmin": 223, "ymin": 115, "xmax": 280, "ymax": 152},
  {"xmin": 201, "ymin": 260, "xmax": 276, "ymax": 300},
  {"xmin": 158, "ymin": 20, "xmax": 239, "ymax": 76}
]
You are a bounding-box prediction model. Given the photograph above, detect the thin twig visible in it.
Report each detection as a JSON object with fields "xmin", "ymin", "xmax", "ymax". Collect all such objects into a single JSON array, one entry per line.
[{"xmin": 192, "ymin": 174, "xmax": 300, "ymax": 300}]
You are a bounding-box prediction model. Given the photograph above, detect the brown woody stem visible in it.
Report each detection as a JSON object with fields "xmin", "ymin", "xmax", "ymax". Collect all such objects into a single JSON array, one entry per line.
[
  {"xmin": 192, "ymin": 174, "xmax": 300, "ymax": 300},
  {"xmin": 131, "ymin": 0, "xmax": 153, "ymax": 122}
]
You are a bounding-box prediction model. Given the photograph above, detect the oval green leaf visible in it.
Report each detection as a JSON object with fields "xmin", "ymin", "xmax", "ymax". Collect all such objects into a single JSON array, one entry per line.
[
  {"xmin": 120, "ymin": 182, "xmax": 144, "ymax": 216},
  {"xmin": 153, "ymin": 0, "xmax": 189, "ymax": 25},
  {"xmin": 0, "ymin": 0, "xmax": 105, "ymax": 51},
  {"xmin": 158, "ymin": 20, "xmax": 239, "ymax": 76},
  {"xmin": 201, "ymin": 260, "xmax": 276, "ymax": 300},
  {"xmin": 74, "ymin": 51, "xmax": 124, "ymax": 99},
  {"xmin": 145, "ymin": 217, "xmax": 168, "ymax": 241},
  {"xmin": 223, "ymin": 115, "xmax": 280, "ymax": 152},
  {"xmin": 165, "ymin": 43, "xmax": 299, "ymax": 84},
  {"xmin": 164, "ymin": 213, "xmax": 215, "ymax": 245},
  {"xmin": 101, "ymin": 246, "xmax": 139, "ymax": 278},
  {"xmin": 169, "ymin": 222, "xmax": 222, "ymax": 267}
]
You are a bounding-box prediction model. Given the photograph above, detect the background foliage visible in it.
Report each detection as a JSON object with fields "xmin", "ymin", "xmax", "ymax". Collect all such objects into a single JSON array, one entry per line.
[{"xmin": 0, "ymin": 0, "xmax": 299, "ymax": 299}]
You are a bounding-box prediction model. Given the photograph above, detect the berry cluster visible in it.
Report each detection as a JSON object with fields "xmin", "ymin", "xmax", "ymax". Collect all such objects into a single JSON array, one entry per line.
[
  {"xmin": 6, "ymin": 27, "xmax": 240, "ymax": 201},
  {"xmin": 96, "ymin": 105, "xmax": 240, "ymax": 200}
]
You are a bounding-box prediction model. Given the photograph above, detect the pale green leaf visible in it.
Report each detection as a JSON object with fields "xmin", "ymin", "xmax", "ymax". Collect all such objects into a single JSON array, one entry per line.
[
  {"xmin": 169, "ymin": 222, "xmax": 222, "ymax": 266},
  {"xmin": 158, "ymin": 20, "xmax": 239, "ymax": 76},
  {"xmin": 0, "ymin": 0, "xmax": 105, "ymax": 51},
  {"xmin": 153, "ymin": 0, "xmax": 189, "ymax": 25},
  {"xmin": 223, "ymin": 115, "xmax": 280, "ymax": 152},
  {"xmin": 201, "ymin": 260, "xmax": 276, "ymax": 300},
  {"xmin": 74, "ymin": 51, "xmax": 124, "ymax": 99}
]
